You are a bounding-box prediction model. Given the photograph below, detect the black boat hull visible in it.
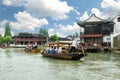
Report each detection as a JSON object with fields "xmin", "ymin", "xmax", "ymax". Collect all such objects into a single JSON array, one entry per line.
[{"xmin": 41, "ymin": 50, "xmax": 87, "ymax": 60}]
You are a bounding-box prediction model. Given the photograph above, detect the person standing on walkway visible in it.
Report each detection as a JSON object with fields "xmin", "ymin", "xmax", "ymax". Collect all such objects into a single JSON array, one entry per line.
[{"xmin": 70, "ymin": 38, "xmax": 79, "ymax": 53}]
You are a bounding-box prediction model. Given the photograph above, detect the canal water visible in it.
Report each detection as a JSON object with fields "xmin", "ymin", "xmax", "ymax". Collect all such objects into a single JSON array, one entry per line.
[{"xmin": 0, "ymin": 48, "xmax": 120, "ymax": 80}]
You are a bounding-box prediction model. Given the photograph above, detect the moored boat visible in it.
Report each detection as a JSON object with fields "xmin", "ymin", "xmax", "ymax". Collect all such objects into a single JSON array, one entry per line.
[
  {"xmin": 41, "ymin": 50, "xmax": 87, "ymax": 60},
  {"xmin": 2, "ymin": 44, "xmax": 7, "ymax": 49},
  {"xmin": 2, "ymin": 46, "xmax": 7, "ymax": 49},
  {"xmin": 24, "ymin": 48, "xmax": 41, "ymax": 53}
]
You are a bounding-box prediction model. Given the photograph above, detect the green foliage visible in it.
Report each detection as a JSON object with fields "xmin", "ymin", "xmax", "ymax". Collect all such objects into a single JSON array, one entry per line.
[
  {"xmin": 49, "ymin": 34, "xmax": 58, "ymax": 42},
  {"xmin": 4, "ymin": 22, "xmax": 11, "ymax": 37},
  {"xmin": 39, "ymin": 28, "xmax": 49, "ymax": 37},
  {"xmin": 0, "ymin": 34, "xmax": 2, "ymax": 37},
  {"xmin": 3, "ymin": 36, "xmax": 12, "ymax": 43},
  {"xmin": 0, "ymin": 34, "xmax": 3, "ymax": 43},
  {"xmin": 0, "ymin": 36, "xmax": 12, "ymax": 43},
  {"xmin": 0, "ymin": 22, "xmax": 12, "ymax": 44}
]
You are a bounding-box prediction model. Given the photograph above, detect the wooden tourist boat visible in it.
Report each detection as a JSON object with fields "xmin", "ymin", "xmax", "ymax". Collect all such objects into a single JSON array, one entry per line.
[
  {"xmin": 2, "ymin": 45, "xmax": 7, "ymax": 49},
  {"xmin": 41, "ymin": 50, "xmax": 87, "ymax": 60},
  {"xmin": 24, "ymin": 48, "xmax": 41, "ymax": 53},
  {"xmin": 2, "ymin": 46, "xmax": 7, "ymax": 49}
]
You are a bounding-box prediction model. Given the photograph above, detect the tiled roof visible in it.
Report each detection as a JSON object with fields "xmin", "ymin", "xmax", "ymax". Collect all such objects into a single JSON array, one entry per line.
[
  {"xmin": 58, "ymin": 37, "xmax": 72, "ymax": 41},
  {"xmin": 85, "ymin": 14, "xmax": 103, "ymax": 22},
  {"xmin": 77, "ymin": 14, "xmax": 114, "ymax": 27}
]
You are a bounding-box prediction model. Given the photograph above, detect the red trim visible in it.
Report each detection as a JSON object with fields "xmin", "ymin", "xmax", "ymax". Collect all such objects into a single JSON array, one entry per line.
[{"xmin": 80, "ymin": 34, "xmax": 102, "ymax": 38}]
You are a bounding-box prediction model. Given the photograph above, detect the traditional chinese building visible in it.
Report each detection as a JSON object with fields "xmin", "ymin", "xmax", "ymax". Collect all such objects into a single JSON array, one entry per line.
[
  {"xmin": 12, "ymin": 33, "xmax": 47, "ymax": 45},
  {"xmin": 77, "ymin": 14, "xmax": 115, "ymax": 47},
  {"xmin": 111, "ymin": 14, "xmax": 120, "ymax": 48}
]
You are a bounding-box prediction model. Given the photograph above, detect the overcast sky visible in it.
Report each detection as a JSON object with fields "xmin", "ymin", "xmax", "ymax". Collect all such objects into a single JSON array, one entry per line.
[{"xmin": 0, "ymin": 0, "xmax": 120, "ymax": 37}]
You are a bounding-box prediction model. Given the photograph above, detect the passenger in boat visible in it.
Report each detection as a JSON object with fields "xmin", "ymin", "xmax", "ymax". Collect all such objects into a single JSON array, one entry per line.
[
  {"xmin": 2, "ymin": 44, "xmax": 6, "ymax": 48},
  {"xmin": 93, "ymin": 43, "xmax": 97, "ymax": 49},
  {"xmin": 54, "ymin": 46, "xmax": 58, "ymax": 53},
  {"xmin": 49, "ymin": 47, "xmax": 54, "ymax": 54},
  {"xmin": 33, "ymin": 43, "xmax": 38, "ymax": 49},
  {"xmin": 29, "ymin": 44, "xmax": 34, "ymax": 50},
  {"xmin": 58, "ymin": 47, "xmax": 62, "ymax": 54},
  {"xmin": 25, "ymin": 44, "xmax": 31, "ymax": 51},
  {"xmin": 70, "ymin": 38, "xmax": 79, "ymax": 53},
  {"xmin": 62, "ymin": 48, "xmax": 68, "ymax": 54}
]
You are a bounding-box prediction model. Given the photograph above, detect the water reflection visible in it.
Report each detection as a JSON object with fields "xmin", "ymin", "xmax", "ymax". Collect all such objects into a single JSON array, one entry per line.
[
  {"xmin": 0, "ymin": 48, "xmax": 120, "ymax": 80},
  {"xmin": 5, "ymin": 49, "xmax": 12, "ymax": 58}
]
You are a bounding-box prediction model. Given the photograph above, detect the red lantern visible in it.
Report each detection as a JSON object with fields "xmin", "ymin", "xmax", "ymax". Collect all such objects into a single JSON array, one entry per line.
[
  {"xmin": 49, "ymin": 44, "xmax": 54, "ymax": 46},
  {"xmin": 59, "ymin": 44, "xmax": 62, "ymax": 46}
]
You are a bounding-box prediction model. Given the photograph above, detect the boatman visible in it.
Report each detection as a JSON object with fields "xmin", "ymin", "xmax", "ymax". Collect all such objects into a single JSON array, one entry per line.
[{"xmin": 70, "ymin": 38, "xmax": 79, "ymax": 53}]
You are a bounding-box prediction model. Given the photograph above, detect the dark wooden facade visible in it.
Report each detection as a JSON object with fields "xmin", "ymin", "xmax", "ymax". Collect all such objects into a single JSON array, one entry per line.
[
  {"xmin": 12, "ymin": 33, "xmax": 47, "ymax": 45},
  {"xmin": 77, "ymin": 14, "xmax": 114, "ymax": 47}
]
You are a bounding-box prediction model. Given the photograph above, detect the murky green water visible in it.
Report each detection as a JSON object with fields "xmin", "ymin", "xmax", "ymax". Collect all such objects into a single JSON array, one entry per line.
[{"xmin": 0, "ymin": 48, "xmax": 120, "ymax": 80}]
